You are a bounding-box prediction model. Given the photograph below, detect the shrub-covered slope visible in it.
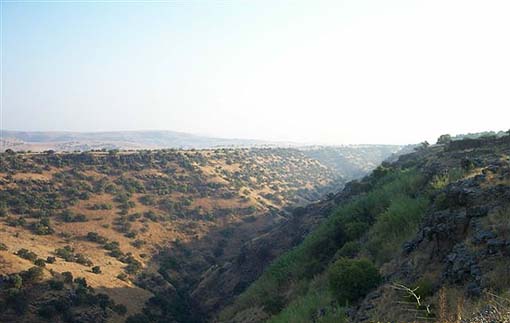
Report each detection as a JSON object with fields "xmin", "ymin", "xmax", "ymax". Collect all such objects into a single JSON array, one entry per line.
[
  {"xmin": 0, "ymin": 147, "xmax": 400, "ymax": 322},
  {"xmin": 221, "ymin": 135, "xmax": 510, "ymax": 323}
]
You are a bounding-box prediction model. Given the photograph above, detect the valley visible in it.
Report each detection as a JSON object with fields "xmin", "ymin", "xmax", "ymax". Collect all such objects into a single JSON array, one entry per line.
[
  {"xmin": 221, "ymin": 134, "xmax": 510, "ymax": 323},
  {"xmin": 0, "ymin": 146, "xmax": 398, "ymax": 322}
]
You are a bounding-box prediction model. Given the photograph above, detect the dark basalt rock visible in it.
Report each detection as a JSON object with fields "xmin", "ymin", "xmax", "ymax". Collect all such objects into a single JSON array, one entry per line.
[
  {"xmin": 487, "ymin": 238, "xmax": 506, "ymax": 255},
  {"xmin": 472, "ymin": 230, "xmax": 496, "ymax": 245},
  {"xmin": 443, "ymin": 243, "xmax": 481, "ymax": 284},
  {"xmin": 467, "ymin": 206, "xmax": 490, "ymax": 218}
]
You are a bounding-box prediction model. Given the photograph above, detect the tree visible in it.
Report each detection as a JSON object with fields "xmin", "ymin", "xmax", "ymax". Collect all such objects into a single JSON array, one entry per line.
[
  {"xmin": 92, "ymin": 266, "xmax": 102, "ymax": 274},
  {"xmin": 436, "ymin": 134, "xmax": 452, "ymax": 145},
  {"xmin": 12, "ymin": 274, "xmax": 23, "ymax": 289},
  {"xmin": 62, "ymin": 271, "xmax": 73, "ymax": 284},
  {"xmin": 328, "ymin": 258, "xmax": 381, "ymax": 305},
  {"xmin": 34, "ymin": 259, "xmax": 46, "ymax": 267},
  {"xmin": 23, "ymin": 266, "xmax": 44, "ymax": 283}
]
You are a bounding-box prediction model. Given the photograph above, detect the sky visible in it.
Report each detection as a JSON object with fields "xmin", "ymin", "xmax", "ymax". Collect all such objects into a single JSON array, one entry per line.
[{"xmin": 2, "ymin": 0, "xmax": 510, "ymax": 145}]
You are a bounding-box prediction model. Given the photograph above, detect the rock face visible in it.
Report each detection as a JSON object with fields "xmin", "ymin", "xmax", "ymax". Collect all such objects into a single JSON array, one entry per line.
[{"xmin": 354, "ymin": 135, "xmax": 510, "ymax": 322}]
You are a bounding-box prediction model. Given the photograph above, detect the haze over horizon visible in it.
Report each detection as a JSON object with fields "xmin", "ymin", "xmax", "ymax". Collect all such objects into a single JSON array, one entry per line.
[{"xmin": 3, "ymin": 0, "xmax": 510, "ymax": 145}]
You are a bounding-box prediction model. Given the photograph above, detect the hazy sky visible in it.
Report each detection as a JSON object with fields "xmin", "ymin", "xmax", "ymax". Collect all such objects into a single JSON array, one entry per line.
[{"xmin": 3, "ymin": 0, "xmax": 510, "ymax": 144}]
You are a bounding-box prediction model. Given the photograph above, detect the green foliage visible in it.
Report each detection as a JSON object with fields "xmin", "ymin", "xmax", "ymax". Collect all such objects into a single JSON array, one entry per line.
[
  {"xmin": 16, "ymin": 249, "xmax": 38, "ymax": 262},
  {"xmin": 412, "ymin": 277, "xmax": 435, "ymax": 299},
  {"xmin": 22, "ymin": 266, "xmax": 44, "ymax": 284},
  {"xmin": 367, "ymin": 195, "xmax": 429, "ymax": 264},
  {"xmin": 61, "ymin": 210, "xmax": 87, "ymax": 222},
  {"xmin": 268, "ymin": 288, "xmax": 345, "ymax": 323},
  {"xmin": 430, "ymin": 167, "xmax": 466, "ymax": 190},
  {"xmin": 92, "ymin": 266, "xmax": 101, "ymax": 274},
  {"xmin": 48, "ymin": 279, "xmax": 64, "ymax": 290},
  {"xmin": 223, "ymin": 167, "xmax": 426, "ymax": 319},
  {"xmin": 335, "ymin": 241, "xmax": 361, "ymax": 259},
  {"xmin": 62, "ymin": 271, "xmax": 73, "ymax": 283},
  {"xmin": 32, "ymin": 218, "xmax": 54, "ymax": 235},
  {"xmin": 55, "ymin": 246, "xmax": 93, "ymax": 266},
  {"xmin": 436, "ymin": 134, "xmax": 452, "ymax": 145},
  {"xmin": 86, "ymin": 232, "xmax": 108, "ymax": 244},
  {"xmin": 12, "ymin": 274, "xmax": 23, "ymax": 289},
  {"xmin": 328, "ymin": 258, "xmax": 380, "ymax": 305},
  {"xmin": 34, "ymin": 259, "xmax": 46, "ymax": 267}
]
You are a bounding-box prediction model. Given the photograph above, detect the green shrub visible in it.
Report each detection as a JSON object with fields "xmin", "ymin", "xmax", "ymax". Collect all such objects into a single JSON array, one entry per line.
[
  {"xmin": 328, "ymin": 258, "xmax": 380, "ymax": 305},
  {"xmin": 11, "ymin": 274, "xmax": 23, "ymax": 289},
  {"xmin": 335, "ymin": 241, "xmax": 361, "ymax": 259},
  {"xmin": 22, "ymin": 266, "xmax": 44, "ymax": 283},
  {"xmin": 34, "ymin": 258, "xmax": 46, "ymax": 267},
  {"xmin": 412, "ymin": 277, "xmax": 435, "ymax": 298},
  {"xmin": 268, "ymin": 289, "xmax": 345, "ymax": 323},
  {"xmin": 62, "ymin": 271, "xmax": 73, "ymax": 283},
  {"xmin": 16, "ymin": 248, "xmax": 37, "ymax": 262},
  {"xmin": 222, "ymin": 168, "xmax": 425, "ymax": 319},
  {"xmin": 48, "ymin": 279, "xmax": 64, "ymax": 290},
  {"xmin": 367, "ymin": 195, "xmax": 428, "ymax": 263},
  {"xmin": 262, "ymin": 294, "xmax": 285, "ymax": 314}
]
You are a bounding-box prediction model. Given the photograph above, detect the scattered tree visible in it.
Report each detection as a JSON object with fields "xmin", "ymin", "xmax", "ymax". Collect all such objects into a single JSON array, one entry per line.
[{"xmin": 436, "ymin": 134, "xmax": 452, "ymax": 145}]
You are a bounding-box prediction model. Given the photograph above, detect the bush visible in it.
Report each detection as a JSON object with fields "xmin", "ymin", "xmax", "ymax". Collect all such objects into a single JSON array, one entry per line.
[
  {"xmin": 86, "ymin": 232, "xmax": 108, "ymax": 244},
  {"xmin": 328, "ymin": 258, "xmax": 381, "ymax": 305},
  {"xmin": 75, "ymin": 253, "xmax": 93, "ymax": 266},
  {"xmin": 48, "ymin": 279, "xmax": 64, "ymax": 290},
  {"xmin": 92, "ymin": 266, "xmax": 101, "ymax": 274},
  {"xmin": 33, "ymin": 218, "xmax": 54, "ymax": 235},
  {"xmin": 62, "ymin": 271, "xmax": 73, "ymax": 284},
  {"xmin": 34, "ymin": 258, "xmax": 46, "ymax": 267},
  {"xmin": 117, "ymin": 273, "xmax": 128, "ymax": 281},
  {"xmin": 61, "ymin": 210, "xmax": 87, "ymax": 222},
  {"xmin": 22, "ymin": 266, "xmax": 44, "ymax": 283},
  {"xmin": 335, "ymin": 241, "xmax": 361, "ymax": 259},
  {"xmin": 46, "ymin": 256, "xmax": 56, "ymax": 264},
  {"xmin": 367, "ymin": 195, "xmax": 428, "ymax": 263},
  {"xmin": 0, "ymin": 242, "xmax": 8, "ymax": 251},
  {"xmin": 11, "ymin": 274, "xmax": 23, "ymax": 289},
  {"xmin": 16, "ymin": 248, "xmax": 37, "ymax": 262},
  {"xmin": 436, "ymin": 134, "xmax": 452, "ymax": 145},
  {"xmin": 412, "ymin": 277, "xmax": 435, "ymax": 298}
]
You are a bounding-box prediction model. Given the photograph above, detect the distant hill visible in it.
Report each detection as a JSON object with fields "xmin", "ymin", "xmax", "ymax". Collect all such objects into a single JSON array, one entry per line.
[{"xmin": 0, "ymin": 130, "xmax": 295, "ymax": 152}]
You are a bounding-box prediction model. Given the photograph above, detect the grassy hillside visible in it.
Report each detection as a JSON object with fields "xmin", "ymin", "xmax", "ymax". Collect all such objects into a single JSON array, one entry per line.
[{"xmin": 220, "ymin": 135, "xmax": 510, "ymax": 323}]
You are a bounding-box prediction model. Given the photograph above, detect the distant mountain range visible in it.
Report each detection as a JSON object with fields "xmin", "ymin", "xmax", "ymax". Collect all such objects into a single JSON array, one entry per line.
[
  {"xmin": 0, "ymin": 130, "xmax": 299, "ymax": 152},
  {"xmin": 0, "ymin": 130, "xmax": 407, "ymax": 154}
]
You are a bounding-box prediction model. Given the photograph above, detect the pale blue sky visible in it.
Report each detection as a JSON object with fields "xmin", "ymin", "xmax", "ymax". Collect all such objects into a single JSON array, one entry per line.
[{"xmin": 3, "ymin": 0, "xmax": 510, "ymax": 144}]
